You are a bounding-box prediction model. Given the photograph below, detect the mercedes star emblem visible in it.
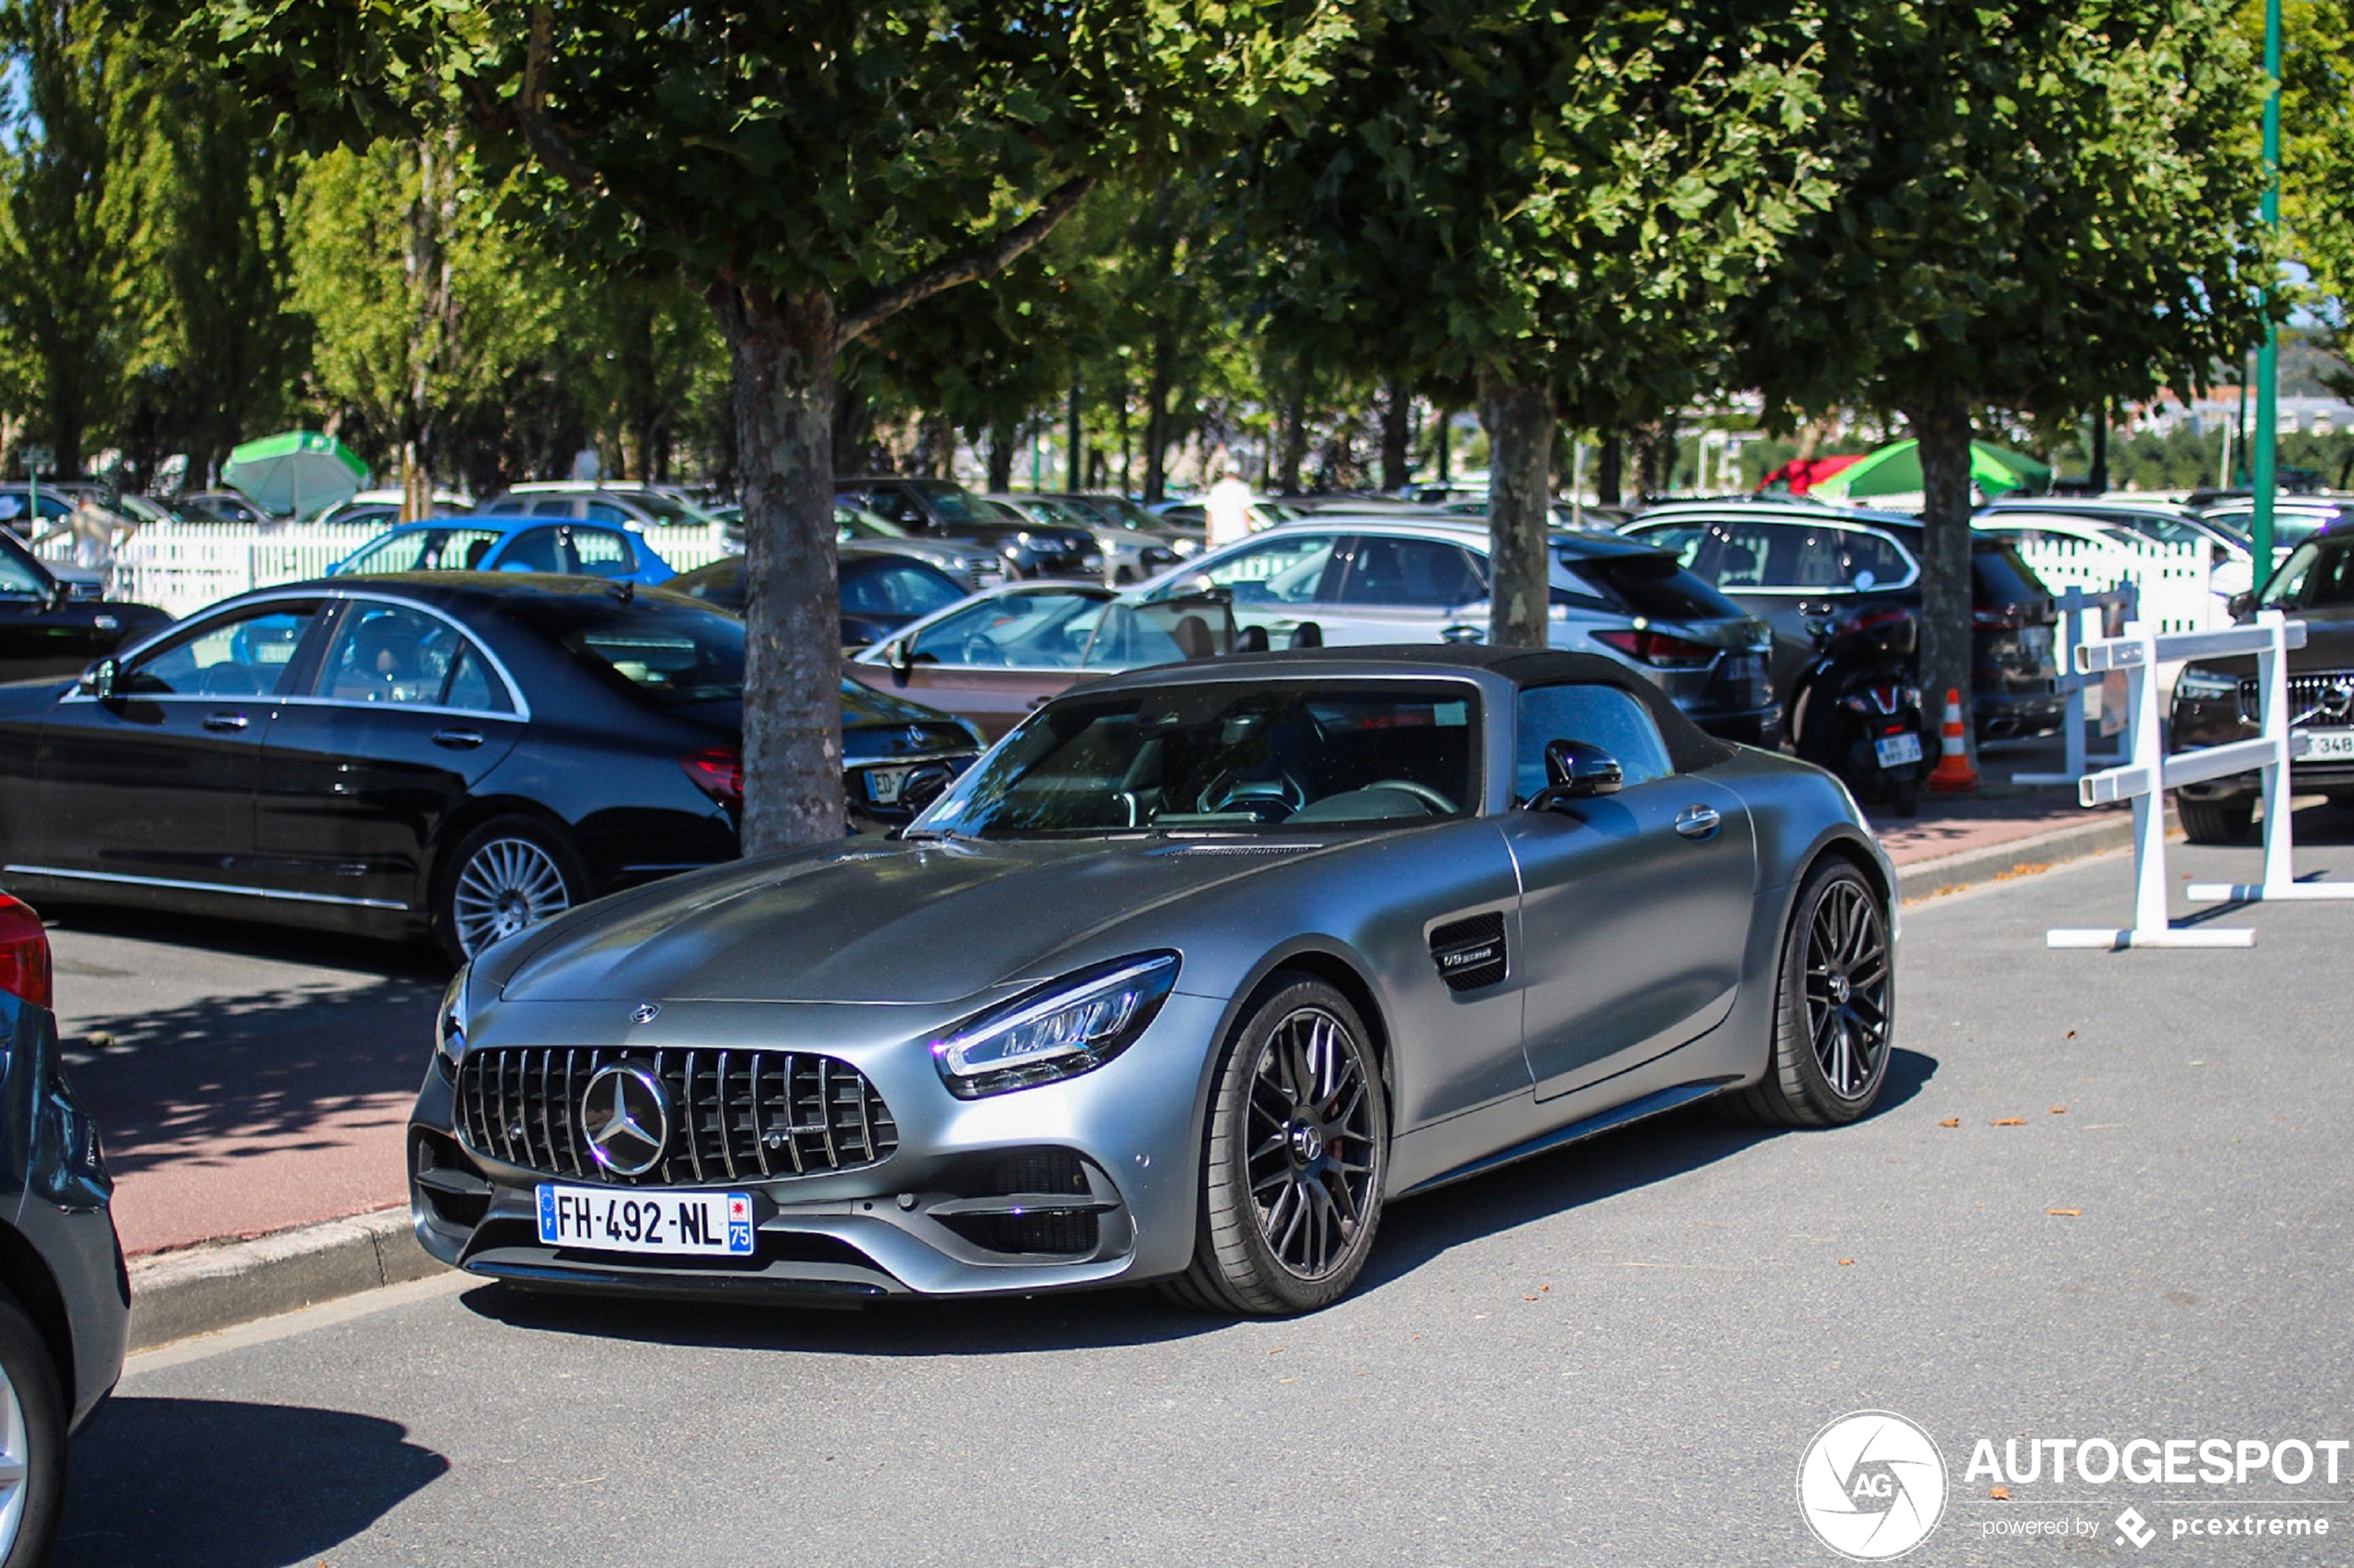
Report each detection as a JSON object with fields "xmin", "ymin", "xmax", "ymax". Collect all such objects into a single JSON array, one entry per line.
[
  {"xmin": 582, "ymin": 1064, "xmax": 670, "ymax": 1176},
  {"xmin": 632, "ymin": 1002, "xmax": 660, "ymax": 1026}
]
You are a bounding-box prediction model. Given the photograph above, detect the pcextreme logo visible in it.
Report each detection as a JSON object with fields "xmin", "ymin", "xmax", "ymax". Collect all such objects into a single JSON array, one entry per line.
[{"xmin": 1798, "ymin": 1410, "xmax": 1950, "ymax": 1560}]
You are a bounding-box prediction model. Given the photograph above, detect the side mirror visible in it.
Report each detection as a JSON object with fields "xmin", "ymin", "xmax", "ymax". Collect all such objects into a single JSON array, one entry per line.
[
  {"xmin": 887, "ymin": 638, "xmax": 913, "ymax": 682},
  {"xmin": 900, "ymin": 763, "xmax": 956, "ymax": 816},
  {"xmin": 2226, "ymin": 590, "xmax": 2255, "ymax": 619},
  {"xmin": 84, "ymin": 656, "xmax": 118, "ymax": 701},
  {"xmin": 1525, "ymin": 739, "xmax": 1622, "ymax": 810}
]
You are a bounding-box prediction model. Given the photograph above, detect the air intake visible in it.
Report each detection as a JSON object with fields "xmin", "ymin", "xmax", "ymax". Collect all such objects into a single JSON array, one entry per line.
[{"xmin": 1429, "ymin": 911, "xmax": 1508, "ymax": 992}]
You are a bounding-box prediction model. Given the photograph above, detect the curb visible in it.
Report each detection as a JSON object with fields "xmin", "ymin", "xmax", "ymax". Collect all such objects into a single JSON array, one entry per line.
[
  {"xmin": 127, "ymin": 1207, "xmax": 439, "ymax": 1354},
  {"xmin": 1893, "ymin": 811, "xmax": 2151, "ymax": 904}
]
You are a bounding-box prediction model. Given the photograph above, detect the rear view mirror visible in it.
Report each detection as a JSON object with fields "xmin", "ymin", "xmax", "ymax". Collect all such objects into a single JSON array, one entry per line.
[
  {"xmin": 2227, "ymin": 590, "xmax": 2255, "ymax": 619},
  {"xmin": 82, "ymin": 656, "xmax": 118, "ymax": 700},
  {"xmin": 1525, "ymin": 739, "xmax": 1623, "ymax": 810}
]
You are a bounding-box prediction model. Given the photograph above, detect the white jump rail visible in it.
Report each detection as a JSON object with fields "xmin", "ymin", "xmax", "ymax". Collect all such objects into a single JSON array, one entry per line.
[
  {"xmin": 2046, "ymin": 611, "xmax": 2340, "ymax": 949},
  {"xmin": 2014, "ymin": 578, "xmax": 2136, "ymax": 787}
]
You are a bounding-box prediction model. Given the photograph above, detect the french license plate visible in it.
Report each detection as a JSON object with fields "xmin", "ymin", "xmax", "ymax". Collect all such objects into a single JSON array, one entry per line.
[
  {"xmin": 2298, "ymin": 728, "xmax": 2354, "ymax": 761},
  {"xmin": 1875, "ymin": 732, "xmax": 1924, "ymax": 768},
  {"xmin": 537, "ymin": 1185, "xmax": 754, "ymax": 1256},
  {"xmin": 864, "ymin": 765, "xmax": 913, "ymax": 803}
]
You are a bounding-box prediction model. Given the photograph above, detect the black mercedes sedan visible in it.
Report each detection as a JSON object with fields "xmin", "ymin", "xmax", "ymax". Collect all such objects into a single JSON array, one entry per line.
[
  {"xmin": 0, "ymin": 528, "xmax": 171, "ymax": 685},
  {"xmin": 0, "ymin": 575, "xmax": 984, "ymax": 962}
]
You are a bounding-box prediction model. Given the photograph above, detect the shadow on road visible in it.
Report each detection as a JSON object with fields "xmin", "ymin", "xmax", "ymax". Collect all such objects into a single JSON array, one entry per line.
[
  {"xmin": 57, "ymin": 1397, "xmax": 448, "ymax": 1568},
  {"xmin": 37, "ymin": 900, "xmax": 444, "ymax": 980},
  {"xmin": 55, "ymin": 974, "xmax": 441, "ymax": 1177},
  {"xmin": 461, "ymin": 1047, "xmax": 1939, "ymax": 1354}
]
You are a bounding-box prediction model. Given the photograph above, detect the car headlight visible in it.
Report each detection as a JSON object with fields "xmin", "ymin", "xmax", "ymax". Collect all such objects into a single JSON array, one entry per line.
[
  {"xmin": 2175, "ymin": 665, "xmax": 2239, "ymax": 702},
  {"xmin": 434, "ymin": 964, "xmax": 470, "ymax": 1078},
  {"xmin": 930, "ymin": 953, "xmax": 1180, "ymax": 1098},
  {"xmin": 1171, "ymin": 538, "xmax": 1201, "ymax": 558}
]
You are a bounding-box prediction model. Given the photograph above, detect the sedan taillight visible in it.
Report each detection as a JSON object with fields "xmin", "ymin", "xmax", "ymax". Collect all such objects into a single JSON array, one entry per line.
[
  {"xmin": 1591, "ymin": 628, "xmax": 1718, "ymax": 670},
  {"xmin": 680, "ymin": 749, "xmax": 744, "ymax": 810},
  {"xmin": 0, "ymin": 895, "xmax": 53, "ymax": 1012}
]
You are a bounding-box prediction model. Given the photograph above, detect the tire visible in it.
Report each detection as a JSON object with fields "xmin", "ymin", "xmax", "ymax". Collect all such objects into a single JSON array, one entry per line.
[
  {"xmin": 0, "ymin": 1285, "xmax": 67, "ymax": 1568},
  {"xmin": 2178, "ymin": 795, "xmax": 2255, "ymax": 845},
  {"xmin": 1724, "ymin": 857, "xmax": 1893, "ymax": 1128},
  {"xmin": 434, "ymin": 816, "xmax": 586, "ymax": 965},
  {"xmin": 1164, "ymin": 975, "xmax": 1389, "ymax": 1315}
]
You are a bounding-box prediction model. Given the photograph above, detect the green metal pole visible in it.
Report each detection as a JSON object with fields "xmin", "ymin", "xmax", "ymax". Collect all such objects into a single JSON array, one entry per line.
[{"xmin": 2251, "ymin": 0, "xmax": 2283, "ymax": 579}]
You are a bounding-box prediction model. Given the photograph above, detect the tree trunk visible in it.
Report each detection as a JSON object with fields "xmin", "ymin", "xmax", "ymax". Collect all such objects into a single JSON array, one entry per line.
[
  {"xmin": 1596, "ymin": 433, "xmax": 1623, "ymax": 505},
  {"xmin": 1066, "ymin": 379, "xmax": 1083, "ymax": 492},
  {"xmin": 1433, "ymin": 408, "xmax": 1450, "ymax": 484},
  {"xmin": 1905, "ymin": 398, "xmax": 1976, "ymax": 766},
  {"xmin": 2088, "ymin": 402, "xmax": 2109, "ymax": 493},
  {"xmin": 1481, "ymin": 376, "xmax": 1554, "ymax": 650},
  {"xmin": 986, "ymin": 408, "xmax": 1018, "ymax": 491},
  {"xmin": 1380, "ymin": 380, "xmax": 1412, "ymax": 491},
  {"xmin": 712, "ymin": 284, "xmax": 846, "ymax": 854},
  {"xmin": 1275, "ymin": 378, "xmax": 1309, "ymax": 495},
  {"xmin": 1144, "ymin": 344, "xmax": 1172, "ymax": 504}
]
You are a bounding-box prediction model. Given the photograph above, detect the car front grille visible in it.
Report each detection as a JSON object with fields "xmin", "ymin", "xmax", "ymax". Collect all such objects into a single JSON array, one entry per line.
[
  {"xmin": 456, "ymin": 1046, "xmax": 898, "ymax": 1186},
  {"xmin": 2238, "ymin": 668, "xmax": 2354, "ymax": 727}
]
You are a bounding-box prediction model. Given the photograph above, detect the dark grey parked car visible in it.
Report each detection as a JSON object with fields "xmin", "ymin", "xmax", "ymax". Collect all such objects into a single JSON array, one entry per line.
[
  {"xmin": 410, "ymin": 646, "xmax": 1896, "ymax": 1316},
  {"xmin": 0, "ymin": 894, "xmax": 129, "ymax": 1562}
]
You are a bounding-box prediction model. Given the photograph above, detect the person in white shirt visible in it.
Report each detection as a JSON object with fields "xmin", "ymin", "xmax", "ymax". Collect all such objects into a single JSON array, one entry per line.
[{"xmin": 1205, "ymin": 469, "xmax": 1256, "ymax": 548}]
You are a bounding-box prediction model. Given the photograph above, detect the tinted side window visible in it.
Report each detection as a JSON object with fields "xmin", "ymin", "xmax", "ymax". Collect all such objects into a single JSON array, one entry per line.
[
  {"xmin": 121, "ymin": 603, "xmax": 322, "ymax": 697},
  {"xmin": 319, "ymin": 602, "xmax": 479, "ymax": 706},
  {"xmin": 1335, "ymin": 538, "xmax": 1487, "ymax": 606},
  {"xmin": 908, "ymin": 592, "xmax": 1102, "ymax": 668},
  {"xmin": 1198, "ymin": 533, "xmax": 1340, "ymax": 605},
  {"xmin": 1515, "ymin": 684, "xmax": 1674, "ymax": 797},
  {"xmin": 584, "ymin": 501, "xmax": 632, "ymax": 525},
  {"xmin": 530, "ymin": 499, "xmax": 576, "ymax": 518},
  {"xmin": 0, "ymin": 539, "xmax": 44, "ymax": 596}
]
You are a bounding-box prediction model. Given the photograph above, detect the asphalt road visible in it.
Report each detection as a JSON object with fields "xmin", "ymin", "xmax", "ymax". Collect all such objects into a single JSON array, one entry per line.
[{"xmin": 55, "ymin": 813, "xmax": 2354, "ymax": 1566}]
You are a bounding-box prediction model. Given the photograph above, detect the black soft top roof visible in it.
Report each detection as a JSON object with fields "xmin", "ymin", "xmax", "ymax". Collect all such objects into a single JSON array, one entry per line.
[{"xmin": 1090, "ymin": 643, "xmax": 1739, "ymax": 774}]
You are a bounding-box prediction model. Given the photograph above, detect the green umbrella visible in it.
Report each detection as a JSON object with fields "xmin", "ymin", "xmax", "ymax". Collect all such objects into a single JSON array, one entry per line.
[
  {"xmin": 1809, "ymin": 439, "xmax": 2051, "ymax": 501},
  {"xmin": 221, "ymin": 430, "xmax": 370, "ymax": 520}
]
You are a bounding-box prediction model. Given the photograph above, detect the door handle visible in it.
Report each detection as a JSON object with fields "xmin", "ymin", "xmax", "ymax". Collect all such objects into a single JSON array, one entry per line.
[
  {"xmin": 202, "ymin": 712, "xmax": 248, "ymax": 733},
  {"xmin": 1675, "ymin": 804, "xmax": 1723, "ymax": 841},
  {"xmin": 432, "ymin": 728, "xmax": 486, "ymax": 750}
]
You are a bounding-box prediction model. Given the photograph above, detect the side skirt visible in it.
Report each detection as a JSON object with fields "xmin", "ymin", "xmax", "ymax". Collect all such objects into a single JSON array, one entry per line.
[{"xmin": 1392, "ymin": 1078, "xmax": 1737, "ymax": 1201}]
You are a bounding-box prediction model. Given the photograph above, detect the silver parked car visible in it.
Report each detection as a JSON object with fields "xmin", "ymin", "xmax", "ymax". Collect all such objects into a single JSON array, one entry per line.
[
  {"xmin": 1132, "ymin": 518, "xmax": 1778, "ymax": 744},
  {"xmin": 408, "ymin": 647, "xmax": 1895, "ymax": 1314}
]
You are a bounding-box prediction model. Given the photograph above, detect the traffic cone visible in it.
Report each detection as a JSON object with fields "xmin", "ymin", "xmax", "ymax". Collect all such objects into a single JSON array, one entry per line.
[{"xmin": 1926, "ymin": 687, "xmax": 1979, "ymax": 793}]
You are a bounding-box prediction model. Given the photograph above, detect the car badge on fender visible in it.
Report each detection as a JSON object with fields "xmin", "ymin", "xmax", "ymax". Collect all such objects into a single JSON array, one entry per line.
[{"xmin": 582, "ymin": 1064, "xmax": 669, "ymax": 1176}]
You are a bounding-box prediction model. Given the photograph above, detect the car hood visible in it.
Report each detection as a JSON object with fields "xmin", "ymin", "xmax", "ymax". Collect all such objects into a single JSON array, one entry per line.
[
  {"xmin": 488, "ymin": 835, "xmax": 1333, "ymax": 1005},
  {"xmin": 2185, "ymin": 606, "xmax": 2354, "ymax": 679}
]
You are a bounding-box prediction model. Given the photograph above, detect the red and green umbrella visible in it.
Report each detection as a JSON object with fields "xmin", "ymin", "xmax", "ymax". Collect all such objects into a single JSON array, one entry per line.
[{"xmin": 1809, "ymin": 439, "xmax": 2050, "ymax": 501}]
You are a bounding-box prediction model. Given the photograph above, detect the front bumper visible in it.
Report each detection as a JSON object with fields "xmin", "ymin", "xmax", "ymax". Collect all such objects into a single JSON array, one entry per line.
[
  {"xmin": 2172, "ymin": 693, "xmax": 2354, "ymax": 800},
  {"xmin": 409, "ymin": 992, "xmax": 1227, "ymax": 1303}
]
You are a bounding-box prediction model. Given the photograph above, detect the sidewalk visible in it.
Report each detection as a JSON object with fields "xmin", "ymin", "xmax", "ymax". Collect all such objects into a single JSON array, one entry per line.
[{"xmin": 1865, "ymin": 731, "xmax": 2119, "ymax": 871}]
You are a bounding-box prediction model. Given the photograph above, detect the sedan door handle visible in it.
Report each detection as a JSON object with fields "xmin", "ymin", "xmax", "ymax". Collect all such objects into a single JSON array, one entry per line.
[
  {"xmin": 202, "ymin": 712, "xmax": 249, "ymax": 733},
  {"xmin": 432, "ymin": 728, "xmax": 486, "ymax": 750},
  {"xmin": 1675, "ymin": 804, "xmax": 1723, "ymax": 841}
]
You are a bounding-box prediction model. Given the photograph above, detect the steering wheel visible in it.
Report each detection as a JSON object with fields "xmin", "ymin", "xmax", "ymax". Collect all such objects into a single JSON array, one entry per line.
[
  {"xmin": 1361, "ymin": 778, "xmax": 1458, "ymax": 815},
  {"xmin": 1196, "ymin": 769, "xmax": 1308, "ymax": 819},
  {"xmin": 957, "ymin": 632, "xmax": 1012, "ymax": 666}
]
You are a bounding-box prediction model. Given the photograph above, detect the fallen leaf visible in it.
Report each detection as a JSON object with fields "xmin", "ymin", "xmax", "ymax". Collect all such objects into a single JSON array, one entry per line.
[
  {"xmin": 1993, "ymin": 1118, "xmax": 2026, "ymax": 1126},
  {"xmin": 2065, "ymin": 1030, "xmax": 2077, "ymax": 1039},
  {"xmin": 1268, "ymin": 1347, "xmax": 1285, "ymax": 1356},
  {"xmin": 1990, "ymin": 1486, "xmax": 2011, "ymax": 1501},
  {"xmin": 1278, "ymin": 1376, "xmax": 1298, "ymax": 1385},
  {"xmin": 2049, "ymin": 1208, "xmax": 2082, "ymax": 1217},
  {"xmin": 1938, "ymin": 1118, "xmax": 1960, "ymax": 1129},
  {"xmin": 2050, "ymin": 1106, "xmax": 2068, "ymax": 1115},
  {"xmin": 1525, "ymin": 1295, "xmax": 1538, "ymax": 1301},
  {"xmin": 1838, "ymin": 1258, "xmax": 1855, "ymax": 1266},
  {"xmin": 1540, "ymin": 1284, "xmax": 1550, "ymax": 1292}
]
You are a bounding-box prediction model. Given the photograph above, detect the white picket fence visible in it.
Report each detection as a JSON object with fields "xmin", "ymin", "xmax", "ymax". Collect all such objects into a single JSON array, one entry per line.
[
  {"xmin": 32, "ymin": 521, "xmax": 737, "ymax": 619},
  {"xmin": 2005, "ymin": 534, "xmax": 2219, "ymax": 634}
]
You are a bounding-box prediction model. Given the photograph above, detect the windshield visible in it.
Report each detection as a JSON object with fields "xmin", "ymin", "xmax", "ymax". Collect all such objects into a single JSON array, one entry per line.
[
  {"xmin": 626, "ymin": 491, "xmax": 716, "ymax": 525},
  {"xmin": 2259, "ymin": 537, "xmax": 2354, "ymax": 611},
  {"xmin": 917, "ymin": 682, "xmax": 1480, "ymax": 838},
  {"xmin": 348, "ymin": 526, "xmax": 504, "ymax": 574},
  {"xmin": 837, "ymin": 505, "xmax": 912, "ymax": 540},
  {"xmin": 912, "ymin": 482, "xmax": 992, "ymax": 524}
]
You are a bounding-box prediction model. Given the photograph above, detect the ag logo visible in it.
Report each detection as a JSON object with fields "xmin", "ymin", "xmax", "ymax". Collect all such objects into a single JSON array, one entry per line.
[{"xmin": 1797, "ymin": 1410, "xmax": 1947, "ymax": 1560}]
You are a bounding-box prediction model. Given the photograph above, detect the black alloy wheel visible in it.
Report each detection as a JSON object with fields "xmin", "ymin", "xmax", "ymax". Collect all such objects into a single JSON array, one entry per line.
[
  {"xmin": 1725, "ymin": 857, "xmax": 1892, "ymax": 1127},
  {"xmin": 1166, "ymin": 974, "xmax": 1388, "ymax": 1315}
]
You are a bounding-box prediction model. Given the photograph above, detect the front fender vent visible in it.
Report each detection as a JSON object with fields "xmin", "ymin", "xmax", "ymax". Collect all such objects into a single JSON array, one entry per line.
[{"xmin": 1429, "ymin": 911, "xmax": 1508, "ymax": 993}]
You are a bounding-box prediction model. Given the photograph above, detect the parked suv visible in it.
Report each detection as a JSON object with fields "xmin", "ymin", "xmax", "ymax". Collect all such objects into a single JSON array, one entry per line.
[
  {"xmin": 1623, "ymin": 501, "xmax": 2064, "ymax": 745},
  {"xmin": 835, "ymin": 477, "xmax": 1102, "ymax": 579},
  {"xmin": 481, "ymin": 483, "xmax": 718, "ymax": 531},
  {"xmin": 0, "ymin": 894, "xmax": 130, "ymax": 1565},
  {"xmin": 1133, "ymin": 517, "xmax": 1778, "ymax": 743},
  {"xmin": 2170, "ymin": 528, "xmax": 2354, "ymax": 841}
]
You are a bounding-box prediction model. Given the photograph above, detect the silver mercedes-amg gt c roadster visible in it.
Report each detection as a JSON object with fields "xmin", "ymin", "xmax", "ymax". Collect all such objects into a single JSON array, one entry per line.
[{"xmin": 409, "ymin": 646, "xmax": 1898, "ymax": 1315}]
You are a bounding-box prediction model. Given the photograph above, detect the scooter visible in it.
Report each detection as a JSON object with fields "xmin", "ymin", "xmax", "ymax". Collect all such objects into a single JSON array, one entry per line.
[{"xmin": 1793, "ymin": 604, "xmax": 1929, "ymax": 816}]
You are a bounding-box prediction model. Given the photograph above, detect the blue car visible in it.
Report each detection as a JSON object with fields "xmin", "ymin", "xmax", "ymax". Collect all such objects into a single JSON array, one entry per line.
[{"xmin": 329, "ymin": 517, "xmax": 676, "ymax": 585}]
